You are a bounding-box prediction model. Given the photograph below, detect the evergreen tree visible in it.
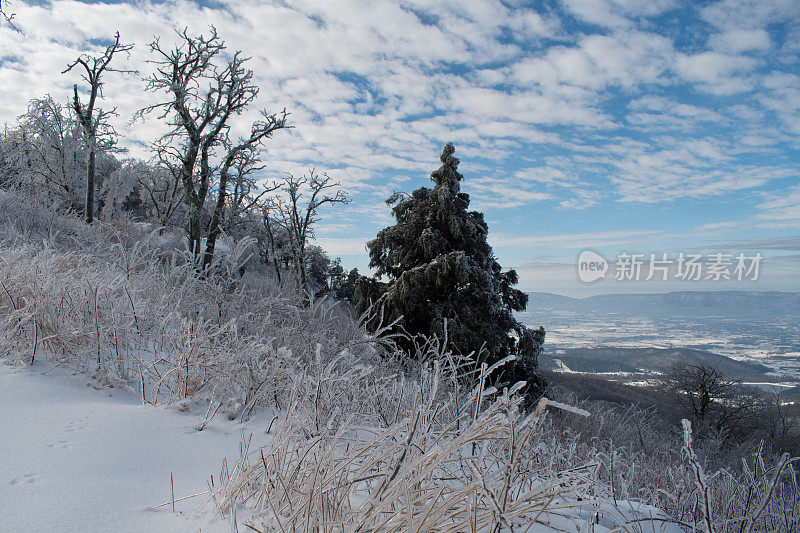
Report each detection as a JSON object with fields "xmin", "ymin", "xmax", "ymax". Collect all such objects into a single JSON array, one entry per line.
[
  {"xmin": 356, "ymin": 143, "xmax": 547, "ymax": 399},
  {"xmin": 330, "ymin": 263, "xmax": 360, "ymax": 305}
]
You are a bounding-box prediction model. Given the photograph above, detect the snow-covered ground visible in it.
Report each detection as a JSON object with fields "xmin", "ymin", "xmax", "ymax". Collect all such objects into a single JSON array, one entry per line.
[
  {"xmin": 1, "ymin": 360, "xmax": 687, "ymax": 533},
  {"xmin": 0, "ymin": 361, "xmax": 270, "ymax": 532}
]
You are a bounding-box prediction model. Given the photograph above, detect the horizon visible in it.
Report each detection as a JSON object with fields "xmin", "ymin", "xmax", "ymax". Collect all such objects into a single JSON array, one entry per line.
[
  {"xmin": 528, "ymin": 288, "xmax": 800, "ymax": 299},
  {"xmin": 1, "ymin": 0, "xmax": 798, "ymax": 297}
]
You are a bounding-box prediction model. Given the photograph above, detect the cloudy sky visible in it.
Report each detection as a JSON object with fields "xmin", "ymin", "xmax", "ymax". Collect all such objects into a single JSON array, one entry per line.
[{"xmin": 1, "ymin": 0, "xmax": 798, "ymax": 296}]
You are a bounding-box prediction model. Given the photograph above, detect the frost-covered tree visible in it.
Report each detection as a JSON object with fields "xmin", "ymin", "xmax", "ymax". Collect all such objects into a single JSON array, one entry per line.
[
  {"xmin": 272, "ymin": 171, "xmax": 349, "ymax": 302},
  {"xmin": 63, "ymin": 32, "xmax": 134, "ymax": 224},
  {"xmin": 136, "ymin": 27, "xmax": 288, "ymax": 268},
  {"xmin": 356, "ymin": 143, "xmax": 546, "ymax": 398},
  {"xmin": 4, "ymin": 96, "xmax": 118, "ymax": 212},
  {"xmin": 305, "ymin": 244, "xmax": 331, "ymax": 294},
  {"xmin": 329, "ymin": 259, "xmax": 360, "ymax": 304},
  {"xmin": 100, "ymin": 160, "xmax": 175, "ymax": 222}
]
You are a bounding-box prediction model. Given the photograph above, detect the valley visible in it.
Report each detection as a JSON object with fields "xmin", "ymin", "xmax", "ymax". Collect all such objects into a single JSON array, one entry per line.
[{"xmin": 519, "ymin": 291, "xmax": 800, "ymax": 395}]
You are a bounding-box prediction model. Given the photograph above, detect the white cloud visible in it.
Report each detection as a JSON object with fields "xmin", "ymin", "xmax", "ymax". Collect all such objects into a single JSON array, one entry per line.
[
  {"xmin": 708, "ymin": 29, "xmax": 771, "ymax": 53},
  {"xmin": 509, "ymin": 30, "xmax": 675, "ymax": 91},
  {"xmin": 756, "ymin": 184, "xmax": 800, "ymax": 225},
  {"xmin": 757, "ymin": 72, "xmax": 800, "ymax": 135},
  {"xmin": 312, "ymin": 236, "xmax": 370, "ymax": 256},
  {"xmin": 560, "ymin": 0, "xmax": 677, "ymax": 29},
  {"xmin": 675, "ymin": 52, "xmax": 757, "ymax": 94},
  {"xmin": 490, "ymin": 229, "xmax": 665, "ymax": 250},
  {"xmin": 701, "ymin": 0, "xmax": 799, "ymax": 32},
  {"xmin": 466, "ymin": 175, "xmax": 552, "ymax": 210}
]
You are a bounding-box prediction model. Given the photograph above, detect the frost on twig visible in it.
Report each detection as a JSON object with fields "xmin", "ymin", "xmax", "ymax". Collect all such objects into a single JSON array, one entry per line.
[{"xmin": 682, "ymin": 418, "xmax": 716, "ymax": 533}]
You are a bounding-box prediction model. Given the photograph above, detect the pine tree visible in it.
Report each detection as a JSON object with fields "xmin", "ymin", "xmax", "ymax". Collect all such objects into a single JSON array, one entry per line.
[
  {"xmin": 356, "ymin": 143, "xmax": 547, "ymax": 399},
  {"xmin": 329, "ymin": 258, "xmax": 360, "ymax": 305}
]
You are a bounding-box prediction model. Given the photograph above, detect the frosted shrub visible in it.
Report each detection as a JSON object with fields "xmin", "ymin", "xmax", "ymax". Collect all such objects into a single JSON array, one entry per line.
[
  {"xmin": 210, "ymin": 363, "xmax": 610, "ymax": 532},
  {"xmin": 0, "ymin": 190, "xmax": 385, "ymax": 416}
]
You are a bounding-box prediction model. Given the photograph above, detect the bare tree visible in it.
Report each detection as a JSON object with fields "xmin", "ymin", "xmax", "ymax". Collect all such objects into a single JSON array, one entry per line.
[
  {"xmin": 225, "ymin": 147, "xmax": 275, "ymax": 228},
  {"xmin": 63, "ymin": 32, "xmax": 134, "ymax": 224},
  {"xmin": 136, "ymin": 160, "xmax": 185, "ymax": 226},
  {"xmin": 260, "ymin": 200, "xmax": 287, "ymax": 283},
  {"xmin": 760, "ymin": 390, "xmax": 800, "ymax": 454},
  {"xmin": 661, "ymin": 362, "xmax": 758, "ymax": 438},
  {"xmin": 136, "ymin": 27, "xmax": 288, "ymax": 268},
  {"xmin": 98, "ymin": 160, "xmax": 181, "ymax": 223},
  {"xmin": 274, "ymin": 171, "xmax": 349, "ymax": 301}
]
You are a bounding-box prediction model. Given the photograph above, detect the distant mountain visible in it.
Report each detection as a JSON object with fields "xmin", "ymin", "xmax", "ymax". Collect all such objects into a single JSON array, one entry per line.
[
  {"xmin": 539, "ymin": 347, "xmax": 774, "ymax": 382},
  {"xmin": 526, "ymin": 291, "xmax": 800, "ymax": 321}
]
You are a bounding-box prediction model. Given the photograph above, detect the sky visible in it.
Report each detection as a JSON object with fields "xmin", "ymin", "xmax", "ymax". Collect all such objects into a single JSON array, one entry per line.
[{"xmin": 1, "ymin": 0, "xmax": 798, "ymax": 297}]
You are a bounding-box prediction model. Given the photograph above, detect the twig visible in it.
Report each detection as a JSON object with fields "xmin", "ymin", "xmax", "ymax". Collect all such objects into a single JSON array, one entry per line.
[
  {"xmin": 196, "ymin": 400, "xmax": 222, "ymax": 431},
  {"xmin": 30, "ymin": 320, "xmax": 37, "ymax": 365},
  {"xmin": 1, "ymin": 281, "xmax": 18, "ymax": 310},
  {"xmin": 150, "ymin": 490, "xmax": 210, "ymax": 510},
  {"xmin": 682, "ymin": 419, "xmax": 715, "ymax": 533},
  {"xmin": 743, "ymin": 453, "xmax": 792, "ymax": 533}
]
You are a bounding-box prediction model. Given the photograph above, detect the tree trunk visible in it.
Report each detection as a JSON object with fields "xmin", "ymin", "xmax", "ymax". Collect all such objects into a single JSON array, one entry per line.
[
  {"xmin": 202, "ymin": 170, "xmax": 229, "ymax": 270},
  {"xmin": 263, "ymin": 215, "xmax": 282, "ymax": 283},
  {"xmin": 187, "ymin": 210, "xmax": 202, "ymax": 264},
  {"xmin": 179, "ymin": 144, "xmax": 201, "ymax": 264},
  {"xmin": 85, "ymin": 133, "xmax": 96, "ymax": 224},
  {"xmin": 298, "ymin": 244, "xmax": 309, "ymax": 305}
]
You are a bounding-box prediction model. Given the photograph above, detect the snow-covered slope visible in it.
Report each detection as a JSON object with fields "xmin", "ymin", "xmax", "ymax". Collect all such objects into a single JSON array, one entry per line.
[
  {"xmin": 2, "ymin": 360, "xmax": 688, "ymax": 533},
  {"xmin": 0, "ymin": 362, "xmax": 269, "ymax": 532}
]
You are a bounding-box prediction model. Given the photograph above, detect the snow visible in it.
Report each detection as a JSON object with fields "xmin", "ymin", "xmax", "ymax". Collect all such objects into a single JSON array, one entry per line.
[
  {"xmin": 0, "ymin": 361, "xmax": 685, "ymax": 533},
  {"xmin": 0, "ymin": 361, "xmax": 269, "ymax": 532},
  {"xmin": 552, "ymin": 358, "xmax": 574, "ymax": 372}
]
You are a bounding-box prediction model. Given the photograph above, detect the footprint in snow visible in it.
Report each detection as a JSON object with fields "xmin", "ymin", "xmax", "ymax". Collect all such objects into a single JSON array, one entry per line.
[
  {"xmin": 9, "ymin": 473, "xmax": 39, "ymax": 485},
  {"xmin": 64, "ymin": 416, "xmax": 91, "ymax": 433}
]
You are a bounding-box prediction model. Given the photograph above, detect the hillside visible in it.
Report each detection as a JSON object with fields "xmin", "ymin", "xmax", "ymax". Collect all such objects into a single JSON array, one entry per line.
[
  {"xmin": 541, "ymin": 369, "xmax": 669, "ymax": 408},
  {"xmin": 0, "ymin": 192, "xmax": 696, "ymax": 531},
  {"xmin": 540, "ymin": 346, "xmax": 776, "ymax": 382},
  {"xmin": 0, "ymin": 191, "xmax": 795, "ymax": 531}
]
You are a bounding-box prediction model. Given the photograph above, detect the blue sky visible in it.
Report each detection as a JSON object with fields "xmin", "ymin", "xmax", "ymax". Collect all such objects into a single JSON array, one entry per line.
[{"xmin": 1, "ymin": 0, "xmax": 798, "ymax": 296}]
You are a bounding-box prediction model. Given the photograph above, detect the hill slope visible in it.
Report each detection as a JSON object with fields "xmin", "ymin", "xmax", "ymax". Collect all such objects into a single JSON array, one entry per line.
[{"xmin": 540, "ymin": 346, "xmax": 774, "ymax": 381}]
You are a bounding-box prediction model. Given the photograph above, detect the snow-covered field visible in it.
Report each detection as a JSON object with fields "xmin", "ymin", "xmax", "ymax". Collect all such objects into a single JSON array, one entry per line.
[
  {"xmin": 529, "ymin": 317, "xmax": 800, "ymax": 377},
  {"xmin": 0, "ymin": 361, "xmax": 269, "ymax": 532}
]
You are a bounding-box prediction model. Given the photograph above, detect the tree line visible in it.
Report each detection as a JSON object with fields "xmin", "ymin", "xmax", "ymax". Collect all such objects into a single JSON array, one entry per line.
[
  {"xmin": 1, "ymin": 28, "xmax": 354, "ymax": 301},
  {"xmin": 1, "ymin": 27, "xmax": 548, "ymax": 400}
]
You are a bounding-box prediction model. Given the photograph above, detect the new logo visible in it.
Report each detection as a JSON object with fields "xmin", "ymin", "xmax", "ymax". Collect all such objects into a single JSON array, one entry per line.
[{"xmin": 577, "ymin": 250, "xmax": 608, "ymax": 283}]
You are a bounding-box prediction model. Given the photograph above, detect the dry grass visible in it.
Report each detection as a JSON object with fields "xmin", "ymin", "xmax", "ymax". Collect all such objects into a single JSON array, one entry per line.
[
  {"xmin": 0, "ymin": 190, "xmax": 797, "ymax": 532},
  {"xmin": 211, "ymin": 364, "xmax": 608, "ymax": 532}
]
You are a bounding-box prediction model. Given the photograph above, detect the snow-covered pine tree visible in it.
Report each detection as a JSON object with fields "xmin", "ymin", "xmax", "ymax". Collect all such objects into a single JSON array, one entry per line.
[{"xmin": 356, "ymin": 143, "xmax": 547, "ymax": 400}]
